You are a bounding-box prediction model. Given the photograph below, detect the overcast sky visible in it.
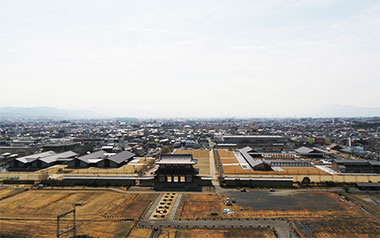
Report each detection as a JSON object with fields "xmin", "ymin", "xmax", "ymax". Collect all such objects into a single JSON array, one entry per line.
[{"xmin": 1, "ymin": 0, "xmax": 379, "ymax": 118}]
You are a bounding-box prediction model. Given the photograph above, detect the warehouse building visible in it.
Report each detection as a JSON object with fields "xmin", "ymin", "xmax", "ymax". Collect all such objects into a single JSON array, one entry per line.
[
  {"xmin": 239, "ymin": 147, "xmax": 312, "ymax": 171},
  {"xmin": 67, "ymin": 150, "xmax": 135, "ymax": 168},
  {"xmin": 8, "ymin": 151, "xmax": 78, "ymax": 170},
  {"xmin": 331, "ymin": 159, "xmax": 380, "ymax": 174},
  {"xmin": 218, "ymin": 135, "xmax": 287, "ymax": 151}
]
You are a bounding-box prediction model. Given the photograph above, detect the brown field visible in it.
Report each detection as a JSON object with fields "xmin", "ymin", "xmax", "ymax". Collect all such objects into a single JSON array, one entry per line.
[
  {"xmin": 217, "ymin": 150, "xmax": 236, "ymax": 158},
  {"xmin": 218, "ymin": 150, "xmax": 239, "ymax": 164},
  {"xmin": 294, "ymin": 218, "xmax": 380, "ymax": 238},
  {"xmin": 173, "ymin": 150, "xmax": 210, "ymax": 176},
  {"xmin": 158, "ymin": 228, "xmax": 177, "ymax": 238},
  {"xmin": 178, "ymin": 194, "xmax": 223, "ymax": 220},
  {"xmin": 174, "ymin": 228, "xmax": 275, "ymax": 238},
  {"xmin": 222, "ymin": 165, "xmax": 253, "ymax": 174},
  {"xmin": 0, "ymin": 219, "xmax": 135, "ymax": 238},
  {"xmin": 128, "ymin": 227, "xmax": 153, "ymax": 238},
  {"xmin": 0, "ymin": 188, "xmax": 25, "ymax": 200},
  {"xmin": 0, "ymin": 190, "xmax": 156, "ymax": 220},
  {"xmin": 343, "ymin": 193, "xmax": 380, "ymax": 218},
  {"xmin": 177, "ymin": 192, "xmax": 368, "ymax": 220}
]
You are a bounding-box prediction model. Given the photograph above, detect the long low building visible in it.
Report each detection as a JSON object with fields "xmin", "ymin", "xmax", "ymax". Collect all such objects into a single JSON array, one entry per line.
[
  {"xmin": 239, "ymin": 146, "xmax": 312, "ymax": 171},
  {"xmin": 8, "ymin": 151, "xmax": 78, "ymax": 170},
  {"xmin": 332, "ymin": 159, "xmax": 380, "ymax": 174},
  {"xmin": 218, "ymin": 135, "xmax": 287, "ymax": 151},
  {"xmin": 67, "ymin": 150, "xmax": 135, "ymax": 168}
]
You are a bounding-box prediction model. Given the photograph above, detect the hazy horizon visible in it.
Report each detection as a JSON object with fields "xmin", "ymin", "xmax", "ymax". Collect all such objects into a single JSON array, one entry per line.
[{"xmin": 1, "ymin": 0, "xmax": 379, "ymax": 118}]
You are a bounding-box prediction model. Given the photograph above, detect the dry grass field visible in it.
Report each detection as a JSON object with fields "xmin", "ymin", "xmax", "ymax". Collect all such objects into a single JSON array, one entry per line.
[
  {"xmin": 217, "ymin": 150, "xmax": 239, "ymax": 164},
  {"xmin": 177, "ymin": 194, "xmax": 223, "ymax": 220},
  {"xmin": 174, "ymin": 228, "xmax": 275, "ymax": 238},
  {"xmin": 127, "ymin": 227, "xmax": 153, "ymax": 238},
  {"xmin": 294, "ymin": 218, "xmax": 380, "ymax": 238},
  {"xmin": 173, "ymin": 150, "xmax": 210, "ymax": 176},
  {"xmin": 217, "ymin": 150, "xmax": 236, "ymax": 158},
  {"xmin": 0, "ymin": 219, "xmax": 135, "ymax": 238},
  {"xmin": 0, "ymin": 188, "xmax": 25, "ymax": 200},
  {"xmin": 177, "ymin": 192, "xmax": 369, "ymax": 220},
  {"xmin": 343, "ymin": 193, "xmax": 380, "ymax": 218},
  {"xmin": 0, "ymin": 190, "xmax": 156, "ymax": 220},
  {"xmin": 158, "ymin": 228, "xmax": 177, "ymax": 238},
  {"xmin": 0, "ymin": 190, "xmax": 156, "ymax": 238}
]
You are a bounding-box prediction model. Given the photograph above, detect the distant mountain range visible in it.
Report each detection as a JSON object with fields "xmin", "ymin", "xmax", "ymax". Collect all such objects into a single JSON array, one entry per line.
[
  {"xmin": 0, "ymin": 107, "xmax": 104, "ymax": 120},
  {"xmin": 0, "ymin": 105, "xmax": 379, "ymax": 120},
  {"xmin": 305, "ymin": 105, "xmax": 380, "ymax": 118}
]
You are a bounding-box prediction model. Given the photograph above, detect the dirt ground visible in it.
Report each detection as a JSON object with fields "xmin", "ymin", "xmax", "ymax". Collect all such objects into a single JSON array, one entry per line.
[
  {"xmin": 173, "ymin": 150, "xmax": 210, "ymax": 176},
  {"xmin": 217, "ymin": 150, "xmax": 239, "ymax": 164},
  {"xmin": 0, "ymin": 190, "xmax": 156, "ymax": 220},
  {"xmin": 177, "ymin": 192, "xmax": 369, "ymax": 220},
  {"xmin": 158, "ymin": 228, "xmax": 177, "ymax": 238},
  {"xmin": 174, "ymin": 227, "xmax": 275, "ymax": 238},
  {"xmin": 343, "ymin": 193, "xmax": 380, "ymax": 218},
  {"xmin": 127, "ymin": 227, "xmax": 153, "ymax": 238},
  {"xmin": 0, "ymin": 219, "xmax": 135, "ymax": 238},
  {"xmin": 0, "ymin": 190, "xmax": 156, "ymax": 238},
  {"xmin": 0, "ymin": 188, "xmax": 25, "ymax": 200},
  {"xmin": 294, "ymin": 217, "xmax": 380, "ymax": 238}
]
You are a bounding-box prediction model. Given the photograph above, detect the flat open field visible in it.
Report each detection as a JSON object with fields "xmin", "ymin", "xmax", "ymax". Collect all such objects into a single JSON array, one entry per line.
[
  {"xmin": 0, "ymin": 188, "xmax": 25, "ymax": 200},
  {"xmin": 0, "ymin": 219, "xmax": 135, "ymax": 238},
  {"xmin": 0, "ymin": 190, "xmax": 156, "ymax": 220},
  {"xmin": 173, "ymin": 150, "xmax": 210, "ymax": 176},
  {"xmin": 177, "ymin": 191, "xmax": 369, "ymax": 220},
  {"xmin": 128, "ymin": 227, "xmax": 153, "ymax": 238},
  {"xmin": 217, "ymin": 150, "xmax": 239, "ymax": 164},
  {"xmin": 344, "ymin": 193, "xmax": 380, "ymax": 218},
  {"xmin": 294, "ymin": 218, "xmax": 380, "ymax": 238},
  {"xmin": 174, "ymin": 227, "xmax": 275, "ymax": 238},
  {"xmin": 0, "ymin": 190, "xmax": 156, "ymax": 237},
  {"xmin": 177, "ymin": 194, "xmax": 222, "ymax": 220}
]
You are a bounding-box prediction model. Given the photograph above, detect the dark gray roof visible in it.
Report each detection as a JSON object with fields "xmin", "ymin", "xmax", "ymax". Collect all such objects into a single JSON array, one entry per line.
[
  {"xmin": 109, "ymin": 151, "xmax": 135, "ymax": 164},
  {"xmin": 355, "ymin": 182, "xmax": 380, "ymax": 188},
  {"xmin": 334, "ymin": 159, "xmax": 371, "ymax": 165},
  {"xmin": 39, "ymin": 151, "xmax": 78, "ymax": 164},
  {"xmin": 77, "ymin": 150, "xmax": 135, "ymax": 164},
  {"xmin": 239, "ymin": 147, "xmax": 268, "ymax": 168},
  {"xmin": 78, "ymin": 150, "xmax": 107, "ymax": 163},
  {"xmin": 368, "ymin": 160, "xmax": 380, "ymax": 166},
  {"xmin": 16, "ymin": 151, "xmax": 56, "ymax": 163}
]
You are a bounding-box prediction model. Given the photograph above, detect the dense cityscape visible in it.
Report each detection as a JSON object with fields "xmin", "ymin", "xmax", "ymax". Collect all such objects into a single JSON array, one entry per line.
[{"xmin": 0, "ymin": 117, "xmax": 379, "ymax": 238}]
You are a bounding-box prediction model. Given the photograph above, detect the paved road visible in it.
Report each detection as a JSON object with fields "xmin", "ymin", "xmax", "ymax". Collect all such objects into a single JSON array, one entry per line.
[
  {"xmin": 209, "ymin": 149, "xmax": 217, "ymax": 181},
  {"xmin": 168, "ymin": 193, "xmax": 182, "ymax": 220},
  {"xmin": 143, "ymin": 193, "xmax": 163, "ymax": 219},
  {"xmin": 138, "ymin": 218, "xmax": 293, "ymax": 238}
]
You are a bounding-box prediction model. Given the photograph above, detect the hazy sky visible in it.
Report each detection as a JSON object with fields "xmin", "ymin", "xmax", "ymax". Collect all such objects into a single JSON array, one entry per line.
[{"xmin": 1, "ymin": 0, "xmax": 379, "ymax": 117}]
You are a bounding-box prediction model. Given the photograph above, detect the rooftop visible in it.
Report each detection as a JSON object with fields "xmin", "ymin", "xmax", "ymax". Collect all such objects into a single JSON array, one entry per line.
[{"xmin": 156, "ymin": 154, "xmax": 197, "ymax": 165}]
